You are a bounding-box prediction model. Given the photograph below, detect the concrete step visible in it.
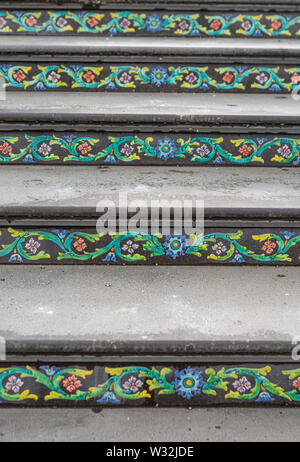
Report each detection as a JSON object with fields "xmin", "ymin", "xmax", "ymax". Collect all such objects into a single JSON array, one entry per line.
[
  {"xmin": 0, "ymin": 92, "xmax": 299, "ymax": 125},
  {"xmin": 0, "ymin": 93, "xmax": 299, "ymax": 166},
  {"xmin": 0, "ymin": 166, "xmax": 298, "ymax": 209},
  {"xmin": 3, "ymin": 37, "xmax": 300, "ymax": 59},
  {"xmin": 0, "ymin": 166, "xmax": 298, "ymax": 266},
  {"xmin": 0, "ymin": 265, "xmax": 300, "ymax": 407},
  {"xmin": 1, "ymin": 265, "xmax": 299, "ymax": 342}
]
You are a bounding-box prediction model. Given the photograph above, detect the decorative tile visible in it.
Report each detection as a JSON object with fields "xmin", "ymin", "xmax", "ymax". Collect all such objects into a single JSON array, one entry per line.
[
  {"xmin": 1, "ymin": 363, "xmax": 300, "ymax": 406},
  {"xmin": 0, "ymin": 133, "xmax": 299, "ymax": 165},
  {"xmin": 0, "ymin": 11, "xmax": 300, "ymax": 38},
  {"xmin": 1, "ymin": 228, "xmax": 299, "ymax": 265},
  {"xmin": 1, "ymin": 64, "xmax": 300, "ymax": 92}
]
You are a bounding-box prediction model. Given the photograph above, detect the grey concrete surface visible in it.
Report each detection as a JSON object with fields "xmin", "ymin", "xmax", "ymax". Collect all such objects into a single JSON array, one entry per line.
[
  {"xmin": 0, "ymin": 408, "xmax": 299, "ymax": 442},
  {"xmin": 0, "ymin": 166, "xmax": 299, "ymax": 209},
  {"xmin": 0, "ymin": 93, "xmax": 298, "ymax": 124},
  {"xmin": 0, "ymin": 266, "xmax": 299, "ymax": 341},
  {"xmin": 2, "ymin": 36, "xmax": 300, "ymax": 57}
]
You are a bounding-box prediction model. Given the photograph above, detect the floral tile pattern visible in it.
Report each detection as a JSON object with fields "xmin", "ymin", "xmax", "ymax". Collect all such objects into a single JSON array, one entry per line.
[
  {"xmin": 1, "ymin": 363, "xmax": 300, "ymax": 406},
  {"xmin": 0, "ymin": 228, "xmax": 299, "ymax": 265},
  {"xmin": 0, "ymin": 133, "xmax": 299, "ymax": 165},
  {"xmin": 1, "ymin": 64, "xmax": 300, "ymax": 92},
  {"xmin": 1, "ymin": 11, "xmax": 300, "ymax": 38}
]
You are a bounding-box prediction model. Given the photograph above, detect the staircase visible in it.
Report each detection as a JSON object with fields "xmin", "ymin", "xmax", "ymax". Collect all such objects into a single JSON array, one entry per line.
[{"xmin": 0, "ymin": 0, "xmax": 299, "ymax": 409}]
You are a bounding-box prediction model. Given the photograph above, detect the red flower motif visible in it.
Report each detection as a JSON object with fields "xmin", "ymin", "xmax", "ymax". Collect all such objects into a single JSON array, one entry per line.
[
  {"xmin": 13, "ymin": 70, "xmax": 26, "ymax": 83},
  {"xmin": 271, "ymin": 20, "xmax": 282, "ymax": 31},
  {"xmin": 291, "ymin": 73, "xmax": 300, "ymax": 85},
  {"xmin": 0, "ymin": 142, "xmax": 12, "ymax": 155},
  {"xmin": 262, "ymin": 239, "xmax": 276, "ymax": 254},
  {"xmin": 210, "ymin": 19, "xmax": 222, "ymax": 31},
  {"xmin": 293, "ymin": 377, "xmax": 300, "ymax": 390},
  {"xmin": 78, "ymin": 142, "xmax": 92, "ymax": 155},
  {"xmin": 26, "ymin": 16, "xmax": 37, "ymax": 27},
  {"xmin": 222, "ymin": 72, "xmax": 234, "ymax": 84},
  {"xmin": 62, "ymin": 375, "xmax": 82, "ymax": 393},
  {"xmin": 238, "ymin": 144, "xmax": 252, "ymax": 157},
  {"xmin": 87, "ymin": 17, "xmax": 99, "ymax": 28},
  {"xmin": 83, "ymin": 71, "xmax": 95, "ymax": 83},
  {"xmin": 73, "ymin": 238, "xmax": 87, "ymax": 252}
]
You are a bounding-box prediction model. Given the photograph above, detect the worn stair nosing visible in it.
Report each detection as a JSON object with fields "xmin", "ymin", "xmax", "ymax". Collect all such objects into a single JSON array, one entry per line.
[
  {"xmin": 0, "ymin": 93, "xmax": 299, "ymax": 125},
  {"xmin": 2, "ymin": 37, "xmax": 300, "ymax": 58}
]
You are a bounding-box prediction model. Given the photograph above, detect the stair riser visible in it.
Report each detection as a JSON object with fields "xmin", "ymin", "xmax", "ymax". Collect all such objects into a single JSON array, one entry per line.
[
  {"xmin": 1, "ymin": 226, "xmax": 299, "ymax": 265},
  {"xmin": 0, "ymin": 131, "xmax": 299, "ymax": 165},
  {"xmin": 1, "ymin": 10, "xmax": 300, "ymax": 38},
  {"xmin": 0, "ymin": 362, "xmax": 300, "ymax": 407},
  {"xmin": 1, "ymin": 63, "xmax": 299, "ymax": 93}
]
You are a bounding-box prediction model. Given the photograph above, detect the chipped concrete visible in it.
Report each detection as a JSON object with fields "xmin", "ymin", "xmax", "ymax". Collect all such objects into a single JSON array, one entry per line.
[
  {"xmin": 0, "ymin": 408, "xmax": 299, "ymax": 442},
  {"xmin": 0, "ymin": 266, "xmax": 299, "ymax": 341},
  {"xmin": 0, "ymin": 166, "xmax": 299, "ymax": 209}
]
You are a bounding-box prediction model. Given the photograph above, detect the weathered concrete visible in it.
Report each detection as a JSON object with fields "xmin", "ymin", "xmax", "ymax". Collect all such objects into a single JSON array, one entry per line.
[
  {"xmin": 0, "ymin": 266, "xmax": 299, "ymax": 341},
  {"xmin": 2, "ymin": 36, "xmax": 300, "ymax": 57},
  {"xmin": 0, "ymin": 408, "xmax": 299, "ymax": 442},
  {"xmin": 0, "ymin": 93, "xmax": 299, "ymax": 124},
  {"xmin": 0, "ymin": 166, "xmax": 298, "ymax": 209}
]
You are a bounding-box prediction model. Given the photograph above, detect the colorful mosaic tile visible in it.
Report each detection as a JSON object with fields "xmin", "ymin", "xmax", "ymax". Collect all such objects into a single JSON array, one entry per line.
[
  {"xmin": 0, "ymin": 133, "xmax": 299, "ymax": 165},
  {"xmin": 1, "ymin": 364, "xmax": 300, "ymax": 406},
  {"xmin": 1, "ymin": 64, "xmax": 300, "ymax": 92},
  {"xmin": 0, "ymin": 11, "xmax": 300, "ymax": 38},
  {"xmin": 1, "ymin": 228, "xmax": 299, "ymax": 265}
]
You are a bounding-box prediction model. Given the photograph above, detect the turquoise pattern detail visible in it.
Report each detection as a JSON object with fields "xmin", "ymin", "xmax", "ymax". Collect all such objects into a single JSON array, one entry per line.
[
  {"xmin": 0, "ymin": 64, "xmax": 299, "ymax": 93},
  {"xmin": 1, "ymin": 11, "xmax": 300, "ymax": 37},
  {"xmin": 0, "ymin": 134, "xmax": 299, "ymax": 165}
]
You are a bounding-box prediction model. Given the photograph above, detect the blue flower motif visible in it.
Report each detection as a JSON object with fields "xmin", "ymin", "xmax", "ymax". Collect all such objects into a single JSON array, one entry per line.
[
  {"xmin": 279, "ymin": 231, "xmax": 296, "ymax": 240},
  {"xmin": 34, "ymin": 82, "xmax": 46, "ymax": 91},
  {"xmin": 150, "ymin": 66, "xmax": 169, "ymax": 87},
  {"xmin": 97, "ymin": 391, "xmax": 120, "ymax": 404},
  {"xmin": 108, "ymin": 26, "xmax": 117, "ymax": 36},
  {"xmin": 236, "ymin": 65, "xmax": 248, "ymax": 73},
  {"xmin": 22, "ymin": 154, "xmax": 34, "ymax": 163},
  {"xmin": 40, "ymin": 365, "xmax": 60, "ymax": 376},
  {"xmin": 163, "ymin": 235, "xmax": 187, "ymax": 259},
  {"xmin": 256, "ymin": 392, "xmax": 274, "ymax": 402},
  {"xmin": 0, "ymin": 64, "xmax": 12, "ymax": 72},
  {"xmin": 62, "ymin": 134, "xmax": 77, "ymax": 143},
  {"xmin": 104, "ymin": 154, "xmax": 117, "ymax": 164},
  {"xmin": 8, "ymin": 254, "xmax": 23, "ymax": 263},
  {"xmin": 69, "ymin": 65, "xmax": 82, "ymax": 72},
  {"xmin": 102, "ymin": 252, "xmax": 118, "ymax": 263},
  {"xmin": 155, "ymin": 137, "xmax": 177, "ymax": 160},
  {"xmin": 255, "ymin": 137, "xmax": 268, "ymax": 144},
  {"xmin": 106, "ymin": 81, "xmax": 117, "ymax": 90},
  {"xmin": 172, "ymin": 366, "xmax": 206, "ymax": 399},
  {"xmin": 269, "ymin": 84, "xmax": 281, "ymax": 92},
  {"xmin": 293, "ymin": 157, "xmax": 300, "ymax": 165},
  {"xmin": 146, "ymin": 14, "xmax": 162, "ymax": 32},
  {"xmin": 230, "ymin": 253, "xmax": 246, "ymax": 263},
  {"xmin": 51, "ymin": 229, "xmax": 69, "ymax": 240},
  {"xmin": 46, "ymin": 25, "xmax": 56, "ymax": 33},
  {"xmin": 213, "ymin": 156, "xmax": 225, "ymax": 164}
]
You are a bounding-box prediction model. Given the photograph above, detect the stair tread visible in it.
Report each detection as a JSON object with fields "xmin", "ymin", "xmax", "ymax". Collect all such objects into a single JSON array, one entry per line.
[
  {"xmin": 0, "ymin": 266, "xmax": 298, "ymax": 342},
  {"xmin": 3, "ymin": 36, "xmax": 300, "ymax": 57},
  {"xmin": 0, "ymin": 166, "xmax": 298, "ymax": 211},
  {"xmin": 0, "ymin": 93, "xmax": 298, "ymax": 124}
]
